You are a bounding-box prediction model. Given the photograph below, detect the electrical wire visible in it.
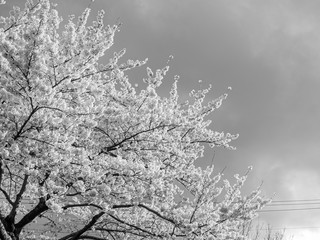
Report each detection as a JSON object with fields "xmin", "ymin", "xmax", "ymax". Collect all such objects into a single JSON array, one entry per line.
[
  {"xmin": 259, "ymin": 207, "xmax": 320, "ymax": 212},
  {"xmin": 266, "ymin": 202, "xmax": 320, "ymax": 206},
  {"xmin": 274, "ymin": 226, "xmax": 320, "ymax": 230},
  {"xmin": 3, "ymin": 196, "xmax": 320, "ymax": 212},
  {"xmin": 22, "ymin": 226, "xmax": 320, "ymax": 234},
  {"xmin": 271, "ymin": 198, "xmax": 320, "ymax": 203}
]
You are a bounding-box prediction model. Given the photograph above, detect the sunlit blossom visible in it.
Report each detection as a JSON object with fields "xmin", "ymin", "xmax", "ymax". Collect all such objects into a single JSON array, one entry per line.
[{"xmin": 0, "ymin": 1, "xmax": 268, "ymax": 239}]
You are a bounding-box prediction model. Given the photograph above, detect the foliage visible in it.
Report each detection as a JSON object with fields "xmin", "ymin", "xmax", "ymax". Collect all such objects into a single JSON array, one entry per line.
[{"xmin": 0, "ymin": 1, "xmax": 269, "ymax": 239}]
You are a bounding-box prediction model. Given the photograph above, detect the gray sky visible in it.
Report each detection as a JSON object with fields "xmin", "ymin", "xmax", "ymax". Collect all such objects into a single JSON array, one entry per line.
[{"xmin": 2, "ymin": 1, "xmax": 320, "ymax": 239}]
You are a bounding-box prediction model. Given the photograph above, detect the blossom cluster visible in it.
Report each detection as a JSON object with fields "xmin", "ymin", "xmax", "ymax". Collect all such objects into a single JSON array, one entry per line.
[{"xmin": 0, "ymin": 1, "xmax": 269, "ymax": 239}]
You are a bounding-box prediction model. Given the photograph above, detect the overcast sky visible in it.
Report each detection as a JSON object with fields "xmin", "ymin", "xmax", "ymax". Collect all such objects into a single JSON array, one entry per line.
[{"xmin": 2, "ymin": 1, "xmax": 320, "ymax": 239}]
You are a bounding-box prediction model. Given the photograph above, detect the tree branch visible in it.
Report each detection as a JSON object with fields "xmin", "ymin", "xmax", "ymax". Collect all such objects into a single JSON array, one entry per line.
[
  {"xmin": 7, "ymin": 174, "xmax": 29, "ymax": 221},
  {"xmin": 108, "ymin": 214, "xmax": 162, "ymax": 238},
  {"xmin": 3, "ymin": 174, "xmax": 29, "ymax": 235},
  {"xmin": 59, "ymin": 212, "xmax": 104, "ymax": 240},
  {"xmin": 112, "ymin": 203, "xmax": 176, "ymax": 225},
  {"xmin": 63, "ymin": 203, "xmax": 103, "ymax": 210},
  {"xmin": 0, "ymin": 188, "xmax": 13, "ymax": 206},
  {"xmin": 0, "ymin": 158, "xmax": 14, "ymax": 206},
  {"xmin": 15, "ymin": 197, "xmax": 49, "ymax": 233},
  {"xmin": 13, "ymin": 106, "xmax": 39, "ymax": 140},
  {"xmin": 101, "ymin": 123, "xmax": 177, "ymax": 154},
  {"xmin": 78, "ymin": 236, "xmax": 105, "ymax": 240},
  {"xmin": 0, "ymin": 219, "xmax": 12, "ymax": 240}
]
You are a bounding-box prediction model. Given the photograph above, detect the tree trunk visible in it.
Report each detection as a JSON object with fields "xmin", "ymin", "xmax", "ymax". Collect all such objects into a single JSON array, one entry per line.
[{"xmin": 0, "ymin": 220, "xmax": 12, "ymax": 240}]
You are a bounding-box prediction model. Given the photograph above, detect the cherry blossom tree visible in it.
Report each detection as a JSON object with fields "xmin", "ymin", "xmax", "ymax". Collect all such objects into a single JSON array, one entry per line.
[{"xmin": 0, "ymin": 1, "xmax": 269, "ymax": 239}]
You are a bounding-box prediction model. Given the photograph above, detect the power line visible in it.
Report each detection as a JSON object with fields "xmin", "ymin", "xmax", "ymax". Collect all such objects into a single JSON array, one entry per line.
[
  {"xmin": 271, "ymin": 198, "xmax": 320, "ymax": 203},
  {"xmin": 22, "ymin": 226, "xmax": 320, "ymax": 233},
  {"xmin": 2, "ymin": 196, "xmax": 320, "ymax": 203},
  {"xmin": 256, "ymin": 226, "xmax": 320, "ymax": 232},
  {"xmin": 266, "ymin": 202, "xmax": 320, "ymax": 206},
  {"xmin": 3, "ymin": 196, "xmax": 320, "ymax": 213},
  {"xmin": 259, "ymin": 207, "xmax": 320, "ymax": 212},
  {"xmin": 276, "ymin": 226, "xmax": 320, "ymax": 230}
]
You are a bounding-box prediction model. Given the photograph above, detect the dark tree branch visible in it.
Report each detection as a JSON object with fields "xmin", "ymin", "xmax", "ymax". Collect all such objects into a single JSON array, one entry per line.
[
  {"xmin": 108, "ymin": 214, "xmax": 163, "ymax": 238},
  {"xmin": 101, "ymin": 123, "xmax": 178, "ymax": 155},
  {"xmin": 112, "ymin": 203, "xmax": 176, "ymax": 225},
  {"xmin": 63, "ymin": 203, "xmax": 103, "ymax": 210},
  {"xmin": 4, "ymin": 174, "xmax": 29, "ymax": 235},
  {"xmin": 78, "ymin": 236, "xmax": 105, "ymax": 240},
  {"xmin": 15, "ymin": 197, "xmax": 49, "ymax": 233},
  {"xmin": 59, "ymin": 212, "xmax": 105, "ymax": 240},
  {"xmin": 0, "ymin": 220, "xmax": 12, "ymax": 240},
  {"xmin": 0, "ymin": 188, "xmax": 13, "ymax": 206},
  {"xmin": 0, "ymin": 158, "xmax": 3, "ymax": 186},
  {"xmin": 96, "ymin": 227, "xmax": 152, "ymax": 238},
  {"xmin": 8, "ymin": 174, "xmax": 29, "ymax": 218},
  {"xmin": 13, "ymin": 106, "xmax": 39, "ymax": 140}
]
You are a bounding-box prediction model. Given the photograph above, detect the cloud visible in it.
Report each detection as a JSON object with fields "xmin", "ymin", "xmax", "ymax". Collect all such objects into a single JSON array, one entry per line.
[
  {"xmin": 223, "ymin": 0, "xmax": 320, "ymax": 80},
  {"xmin": 281, "ymin": 169, "xmax": 320, "ymax": 200},
  {"xmin": 248, "ymin": 151, "xmax": 320, "ymax": 233},
  {"xmin": 293, "ymin": 230, "xmax": 320, "ymax": 240},
  {"xmin": 121, "ymin": 0, "xmax": 180, "ymax": 34},
  {"xmin": 130, "ymin": 0, "xmax": 163, "ymax": 18}
]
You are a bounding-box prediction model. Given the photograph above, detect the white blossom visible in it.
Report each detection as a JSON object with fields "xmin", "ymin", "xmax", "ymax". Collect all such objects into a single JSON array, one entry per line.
[{"xmin": 0, "ymin": 1, "xmax": 269, "ymax": 239}]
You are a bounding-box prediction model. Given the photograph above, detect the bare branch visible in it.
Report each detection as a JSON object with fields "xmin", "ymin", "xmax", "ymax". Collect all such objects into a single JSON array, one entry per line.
[
  {"xmin": 6, "ymin": 174, "xmax": 29, "ymax": 221},
  {"xmin": 59, "ymin": 212, "xmax": 105, "ymax": 240},
  {"xmin": 0, "ymin": 220, "xmax": 12, "ymax": 240},
  {"xmin": 15, "ymin": 197, "xmax": 49, "ymax": 233},
  {"xmin": 112, "ymin": 204, "xmax": 176, "ymax": 225},
  {"xmin": 13, "ymin": 106, "xmax": 39, "ymax": 140},
  {"xmin": 108, "ymin": 214, "xmax": 162, "ymax": 238},
  {"xmin": 63, "ymin": 203, "xmax": 103, "ymax": 210}
]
